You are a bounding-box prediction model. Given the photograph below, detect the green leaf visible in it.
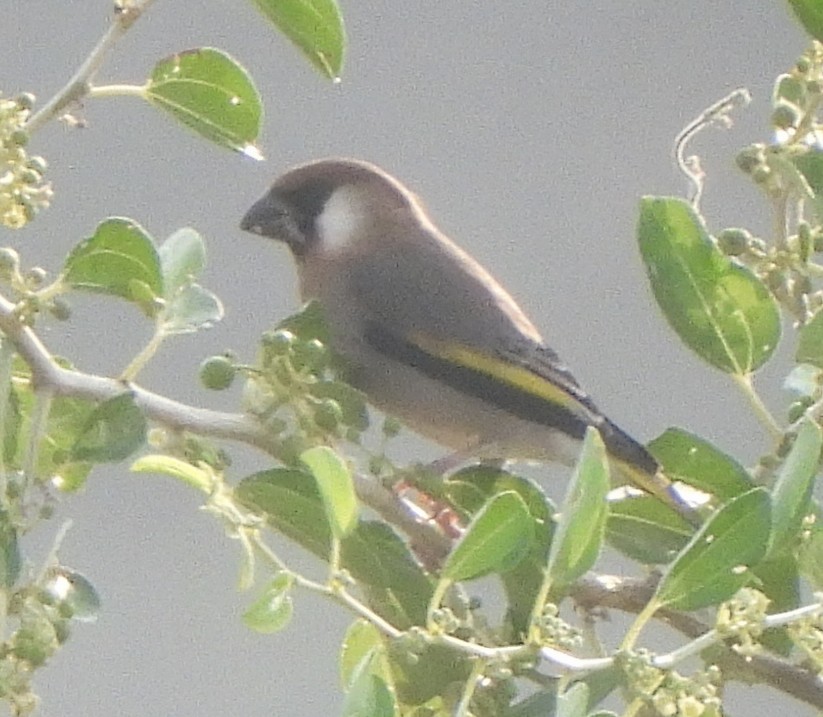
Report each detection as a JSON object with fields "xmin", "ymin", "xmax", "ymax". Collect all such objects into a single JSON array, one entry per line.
[
  {"xmin": 242, "ymin": 573, "xmax": 294, "ymax": 633},
  {"xmin": 301, "ymin": 445, "xmax": 357, "ymax": 540},
  {"xmin": 342, "ymin": 649, "xmax": 396, "ymax": 717},
  {"xmin": 798, "ymin": 519, "xmax": 823, "ymax": 590},
  {"xmin": 769, "ymin": 419, "xmax": 821, "ymax": 557},
  {"xmin": 793, "ymin": 152, "xmax": 823, "ymax": 222},
  {"xmin": 159, "ymin": 227, "xmax": 206, "ymax": 298},
  {"xmin": 775, "ymin": 73, "xmax": 807, "ymax": 106},
  {"xmin": 276, "ymin": 300, "xmax": 331, "ymax": 345},
  {"xmin": 545, "ymin": 428, "xmax": 610, "ymax": 590},
  {"xmin": 47, "ymin": 569, "xmax": 101, "ymax": 622},
  {"xmin": 145, "ymin": 48, "xmax": 263, "ymax": 156},
  {"xmin": 8, "ymin": 384, "xmax": 95, "ymax": 491},
  {"xmin": 1, "ymin": 386, "xmax": 21, "ymax": 466},
  {"xmin": 443, "ymin": 466, "xmax": 556, "ymax": 635},
  {"xmin": 508, "ymin": 689, "xmax": 559, "ymax": 717},
  {"xmin": 131, "ymin": 454, "xmax": 213, "ymax": 493},
  {"xmin": 390, "ymin": 644, "xmax": 472, "ymax": 705},
  {"xmin": 556, "ymin": 682, "xmax": 589, "ymax": 717},
  {"xmin": 64, "ymin": 218, "xmax": 163, "ymax": 312},
  {"xmin": 578, "ymin": 666, "xmax": 623, "ymax": 713},
  {"xmin": 237, "ymin": 473, "xmax": 432, "ymax": 628},
  {"xmin": 788, "ymin": 0, "xmax": 823, "ymax": 42},
  {"xmin": 648, "ymin": 428, "xmax": 753, "ymax": 501},
  {"xmin": 70, "ymin": 393, "xmax": 147, "ymax": 463},
  {"xmin": 235, "ymin": 468, "xmax": 331, "ymax": 558},
  {"xmin": 785, "ymin": 363, "xmax": 822, "ymax": 397},
  {"xmin": 341, "ymin": 522, "xmax": 433, "ymax": 628},
  {"xmin": 654, "ymin": 489, "xmax": 771, "ymax": 611},
  {"xmin": 250, "ymin": 0, "xmax": 346, "ymax": 79},
  {"xmin": 638, "ymin": 197, "xmax": 779, "ymax": 374},
  {"xmin": 309, "ymin": 380, "xmax": 369, "ymax": 432},
  {"xmin": 442, "ymin": 491, "xmax": 534, "ymax": 582},
  {"xmin": 444, "ymin": 466, "xmax": 555, "ymax": 536},
  {"xmin": 38, "ymin": 395, "xmax": 95, "ymax": 492},
  {"xmin": 797, "ymin": 305, "xmax": 823, "ymax": 368},
  {"xmin": 162, "ymin": 283, "xmax": 224, "ymax": 334},
  {"xmin": 340, "ymin": 621, "xmax": 387, "ymax": 689},
  {"xmin": 0, "ymin": 512, "xmax": 20, "ymax": 589},
  {"xmin": 606, "ymin": 495, "xmax": 692, "ymax": 564},
  {"xmin": 754, "ymin": 555, "xmax": 800, "ymax": 655}
]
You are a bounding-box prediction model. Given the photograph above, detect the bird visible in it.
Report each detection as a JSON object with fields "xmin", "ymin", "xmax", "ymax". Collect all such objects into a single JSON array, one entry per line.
[{"xmin": 240, "ymin": 157, "xmax": 694, "ymax": 518}]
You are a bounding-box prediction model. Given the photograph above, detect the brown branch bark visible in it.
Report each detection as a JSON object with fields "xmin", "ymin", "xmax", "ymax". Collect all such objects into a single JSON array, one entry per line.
[{"xmin": 571, "ymin": 574, "xmax": 823, "ymax": 710}]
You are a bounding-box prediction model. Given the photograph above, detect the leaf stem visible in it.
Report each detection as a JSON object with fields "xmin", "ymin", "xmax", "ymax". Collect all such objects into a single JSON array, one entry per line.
[
  {"xmin": 455, "ymin": 658, "xmax": 486, "ymax": 717},
  {"xmin": 87, "ymin": 84, "xmax": 148, "ymax": 99},
  {"xmin": 731, "ymin": 373, "xmax": 783, "ymax": 440},
  {"xmin": 0, "ymin": 338, "xmax": 16, "ymax": 506},
  {"xmin": 620, "ymin": 596, "xmax": 661, "ymax": 651},
  {"xmin": 426, "ymin": 577, "xmax": 451, "ymax": 631},
  {"xmin": 23, "ymin": 388, "xmax": 53, "ymax": 486},
  {"xmin": 673, "ymin": 88, "xmax": 751, "ymax": 209},
  {"xmin": 527, "ymin": 568, "xmax": 554, "ymax": 643},
  {"xmin": 26, "ymin": 1, "xmax": 155, "ymax": 133},
  {"xmin": 120, "ymin": 322, "xmax": 167, "ymax": 381}
]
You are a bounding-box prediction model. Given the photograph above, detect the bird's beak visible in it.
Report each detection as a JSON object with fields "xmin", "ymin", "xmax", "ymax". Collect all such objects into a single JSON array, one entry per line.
[
  {"xmin": 240, "ymin": 192, "xmax": 308, "ymax": 254},
  {"xmin": 240, "ymin": 192, "xmax": 280, "ymax": 236}
]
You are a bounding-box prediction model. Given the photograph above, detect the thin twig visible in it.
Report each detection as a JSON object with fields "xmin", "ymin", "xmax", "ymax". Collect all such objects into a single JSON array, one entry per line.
[
  {"xmin": 674, "ymin": 88, "xmax": 752, "ymax": 209},
  {"xmin": 0, "ymin": 292, "xmax": 448, "ymax": 555},
  {"xmin": 26, "ymin": 0, "xmax": 157, "ymax": 133},
  {"xmin": 1, "ymin": 293, "xmax": 822, "ymax": 706}
]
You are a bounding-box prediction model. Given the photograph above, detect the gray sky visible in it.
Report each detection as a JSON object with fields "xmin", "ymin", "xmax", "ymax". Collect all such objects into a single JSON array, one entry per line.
[{"xmin": 2, "ymin": 2, "xmax": 811, "ymax": 715}]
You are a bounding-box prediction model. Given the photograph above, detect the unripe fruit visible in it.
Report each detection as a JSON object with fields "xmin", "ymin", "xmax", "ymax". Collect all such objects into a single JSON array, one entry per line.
[{"xmin": 199, "ymin": 355, "xmax": 236, "ymax": 390}]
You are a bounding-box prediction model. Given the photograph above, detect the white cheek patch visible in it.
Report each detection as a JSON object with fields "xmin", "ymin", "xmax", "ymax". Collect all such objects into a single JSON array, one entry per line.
[{"xmin": 316, "ymin": 187, "xmax": 363, "ymax": 251}]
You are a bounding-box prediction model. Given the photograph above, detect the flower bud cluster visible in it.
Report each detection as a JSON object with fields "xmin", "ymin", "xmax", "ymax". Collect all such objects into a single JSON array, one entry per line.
[{"xmin": 0, "ymin": 93, "xmax": 51, "ymax": 229}]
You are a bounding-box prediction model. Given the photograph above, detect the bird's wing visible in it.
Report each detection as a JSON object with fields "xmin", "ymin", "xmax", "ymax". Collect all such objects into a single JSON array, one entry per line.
[
  {"xmin": 347, "ymin": 232, "xmax": 659, "ymax": 475},
  {"xmin": 362, "ymin": 318, "xmax": 659, "ymax": 474}
]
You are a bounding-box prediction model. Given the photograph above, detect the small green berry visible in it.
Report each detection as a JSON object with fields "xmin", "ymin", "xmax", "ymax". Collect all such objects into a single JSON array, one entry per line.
[
  {"xmin": 15, "ymin": 93, "xmax": 35, "ymax": 111},
  {"xmin": 38, "ymin": 589, "xmax": 58, "ymax": 607},
  {"xmin": 0, "ymin": 247, "xmax": 20, "ymax": 279},
  {"xmin": 716, "ymin": 228, "xmax": 751, "ymax": 256},
  {"xmin": 788, "ymin": 398, "xmax": 812, "ymax": 423},
  {"xmin": 314, "ymin": 398, "xmax": 343, "ymax": 431},
  {"xmin": 735, "ymin": 145, "xmax": 764, "ymax": 174},
  {"xmin": 25, "ymin": 266, "xmax": 47, "ymax": 288},
  {"xmin": 772, "ymin": 102, "xmax": 798, "ymax": 130},
  {"xmin": 48, "ymin": 297, "xmax": 71, "ymax": 322},
  {"xmin": 8, "ymin": 129, "xmax": 28, "ymax": 148},
  {"xmin": 294, "ymin": 337, "xmax": 327, "ymax": 371},
  {"xmin": 199, "ymin": 355, "xmax": 237, "ymax": 390},
  {"xmin": 19, "ymin": 168, "xmax": 40, "ymax": 185},
  {"xmin": 751, "ymin": 165, "xmax": 772, "ymax": 184},
  {"xmin": 53, "ymin": 619, "xmax": 71, "ymax": 645},
  {"xmin": 27, "ymin": 155, "xmax": 47, "ymax": 174},
  {"xmin": 382, "ymin": 416, "xmax": 402, "ymax": 438},
  {"xmin": 262, "ymin": 329, "xmax": 295, "ymax": 355},
  {"xmin": 795, "ymin": 274, "xmax": 813, "ymax": 297},
  {"xmin": 57, "ymin": 600, "xmax": 75, "ymax": 619}
]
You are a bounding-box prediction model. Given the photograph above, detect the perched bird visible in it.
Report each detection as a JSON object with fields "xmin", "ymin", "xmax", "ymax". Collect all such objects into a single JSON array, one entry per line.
[{"xmin": 241, "ymin": 158, "xmax": 691, "ymax": 517}]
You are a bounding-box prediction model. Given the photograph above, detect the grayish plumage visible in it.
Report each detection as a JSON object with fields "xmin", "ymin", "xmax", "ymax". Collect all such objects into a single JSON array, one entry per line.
[{"xmin": 241, "ymin": 158, "xmax": 692, "ymax": 515}]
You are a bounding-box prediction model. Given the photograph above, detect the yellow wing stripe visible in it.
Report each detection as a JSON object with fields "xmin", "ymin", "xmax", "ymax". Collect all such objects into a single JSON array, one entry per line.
[{"xmin": 410, "ymin": 332, "xmax": 587, "ymax": 417}]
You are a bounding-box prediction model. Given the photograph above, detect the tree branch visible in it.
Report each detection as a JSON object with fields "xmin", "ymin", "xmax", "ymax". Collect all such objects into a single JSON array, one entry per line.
[
  {"xmin": 2, "ymin": 295, "xmax": 820, "ymax": 709},
  {"xmin": 571, "ymin": 574, "xmax": 823, "ymax": 710},
  {"xmin": 26, "ymin": 1, "xmax": 156, "ymax": 133},
  {"xmin": 0, "ymin": 292, "xmax": 450, "ymax": 557}
]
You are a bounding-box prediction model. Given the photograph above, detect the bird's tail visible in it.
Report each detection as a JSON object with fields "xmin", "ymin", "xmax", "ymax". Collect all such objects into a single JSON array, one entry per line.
[{"xmin": 600, "ymin": 417, "xmax": 704, "ymax": 526}]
